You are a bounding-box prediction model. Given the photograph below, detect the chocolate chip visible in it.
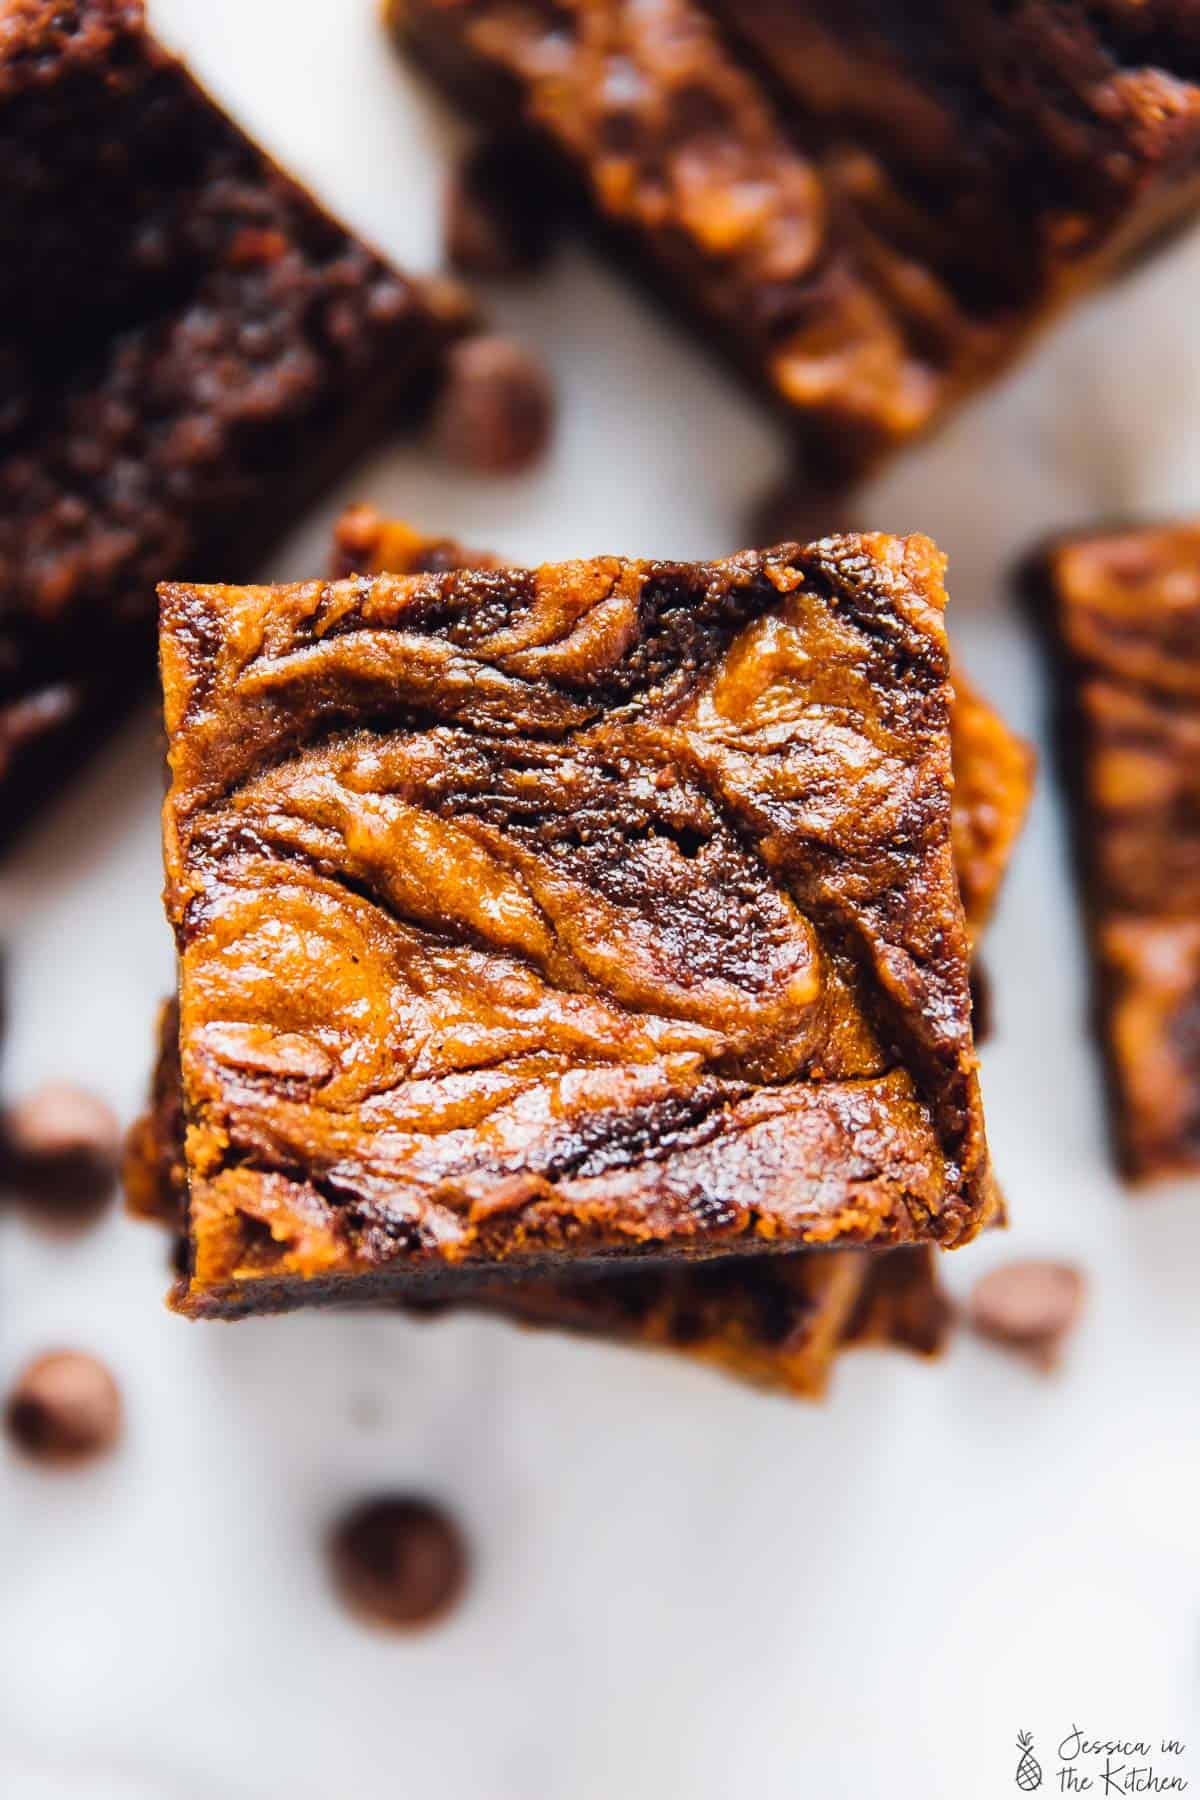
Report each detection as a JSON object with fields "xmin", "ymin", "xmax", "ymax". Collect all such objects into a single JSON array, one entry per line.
[
  {"xmin": 968, "ymin": 1259, "xmax": 1085, "ymax": 1370},
  {"xmin": 328, "ymin": 1496, "xmax": 468, "ymax": 1630},
  {"xmin": 446, "ymin": 139, "xmax": 560, "ymax": 278},
  {"xmin": 745, "ymin": 473, "xmax": 853, "ymax": 550},
  {"xmin": 2, "ymin": 1081, "xmax": 121, "ymax": 1225},
  {"xmin": 433, "ymin": 336, "xmax": 553, "ymax": 474},
  {"xmin": 5, "ymin": 1351, "xmax": 123, "ymax": 1466}
]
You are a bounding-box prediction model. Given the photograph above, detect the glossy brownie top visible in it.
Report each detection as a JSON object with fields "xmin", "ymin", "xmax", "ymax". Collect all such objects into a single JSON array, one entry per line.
[
  {"xmin": 159, "ymin": 533, "xmax": 991, "ymax": 1315},
  {"xmin": 333, "ymin": 504, "xmax": 1035, "ymax": 950}
]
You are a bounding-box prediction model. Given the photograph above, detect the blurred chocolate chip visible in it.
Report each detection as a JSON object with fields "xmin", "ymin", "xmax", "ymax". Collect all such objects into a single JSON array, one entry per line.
[
  {"xmin": 446, "ymin": 138, "xmax": 560, "ymax": 278},
  {"xmin": 3, "ymin": 1082, "xmax": 121, "ymax": 1226},
  {"xmin": 433, "ymin": 336, "xmax": 553, "ymax": 475},
  {"xmin": 5, "ymin": 1350, "xmax": 123, "ymax": 1466},
  {"xmin": 968, "ymin": 1259, "xmax": 1085, "ymax": 1370},
  {"xmin": 969, "ymin": 963, "xmax": 993, "ymax": 1043},
  {"xmin": 0, "ymin": 684, "xmax": 81, "ymax": 758},
  {"xmin": 329, "ymin": 1496, "xmax": 468, "ymax": 1630},
  {"xmin": 745, "ymin": 473, "xmax": 853, "ymax": 549}
]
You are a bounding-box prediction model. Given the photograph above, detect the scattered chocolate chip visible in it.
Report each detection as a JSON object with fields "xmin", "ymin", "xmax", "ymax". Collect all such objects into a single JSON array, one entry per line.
[
  {"xmin": 2, "ymin": 1081, "xmax": 122, "ymax": 1226},
  {"xmin": 329, "ymin": 1496, "xmax": 468, "ymax": 1630},
  {"xmin": 5, "ymin": 1351, "xmax": 123, "ymax": 1466},
  {"xmin": 968, "ymin": 1259, "xmax": 1085, "ymax": 1370},
  {"xmin": 446, "ymin": 138, "xmax": 560, "ymax": 279},
  {"xmin": 433, "ymin": 335, "xmax": 553, "ymax": 474},
  {"xmin": 970, "ymin": 963, "xmax": 993, "ymax": 1043},
  {"xmin": 745, "ymin": 473, "xmax": 853, "ymax": 550}
]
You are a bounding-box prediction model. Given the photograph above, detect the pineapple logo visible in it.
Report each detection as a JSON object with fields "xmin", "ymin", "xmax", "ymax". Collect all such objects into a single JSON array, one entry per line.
[{"xmin": 1014, "ymin": 1731, "xmax": 1043, "ymax": 1791}]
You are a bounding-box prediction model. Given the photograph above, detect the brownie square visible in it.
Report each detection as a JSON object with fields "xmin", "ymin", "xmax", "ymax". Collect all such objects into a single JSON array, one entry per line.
[
  {"xmin": 0, "ymin": 0, "xmax": 475, "ymax": 843},
  {"xmin": 158, "ymin": 531, "xmax": 992, "ymax": 1316},
  {"xmin": 1037, "ymin": 523, "xmax": 1200, "ymax": 1179},
  {"xmin": 390, "ymin": 0, "xmax": 1200, "ymax": 485},
  {"xmin": 130, "ymin": 512, "xmax": 1021, "ymax": 1380},
  {"xmin": 710, "ymin": 0, "xmax": 1200, "ymax": 268}
]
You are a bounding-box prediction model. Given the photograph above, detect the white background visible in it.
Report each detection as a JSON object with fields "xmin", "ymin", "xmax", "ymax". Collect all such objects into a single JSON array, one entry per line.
[{"xmin": 2, "ymin": 3, "xmax": 1199, "ymax": 1795}]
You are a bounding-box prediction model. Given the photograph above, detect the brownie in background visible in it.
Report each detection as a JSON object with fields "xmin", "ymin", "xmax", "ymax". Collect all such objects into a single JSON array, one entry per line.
[
  {"xmin": 128, "ymin": 510, "xmax": 1030, "ymax": 1387},
  {"xmin": 0, "ymin": 0, "xmax": 476, "ymax": 844},
  {"xmin": 1035, "ymin": 523, "xmax": 1200, "ymax": 1180},
  {"xmin": 391, "ymin": 0, "xmax": 1200, "ymax": 485}
]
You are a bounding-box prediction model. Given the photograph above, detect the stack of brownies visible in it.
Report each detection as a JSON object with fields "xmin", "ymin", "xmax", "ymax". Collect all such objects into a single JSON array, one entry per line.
[
  {"xmin": 125, "ymin": 508, "xmax": 1033, "ymax": 1396},
  {"xmin": 7, "ymin": 0, "xmax": 1200, "ymax": 1404}
]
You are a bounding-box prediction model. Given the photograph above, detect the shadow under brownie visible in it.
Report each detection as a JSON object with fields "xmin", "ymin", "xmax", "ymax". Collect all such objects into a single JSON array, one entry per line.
[{"xmin": 0, "ymin": 0, "xmax": 477, "ymax": 845}]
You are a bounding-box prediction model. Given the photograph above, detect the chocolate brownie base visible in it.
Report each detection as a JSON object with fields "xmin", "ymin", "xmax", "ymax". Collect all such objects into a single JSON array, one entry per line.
[
  {"xmin": 1036, "ymin": 523, "xmax": 1200, "ymax": 1179},
  {"xmin": 842, "ymin": 1243, "xmax": 952, "ymax": 1358},
  {"xmin": 0, "ymin": 0, "xmax": 475, "ymax": 843}
]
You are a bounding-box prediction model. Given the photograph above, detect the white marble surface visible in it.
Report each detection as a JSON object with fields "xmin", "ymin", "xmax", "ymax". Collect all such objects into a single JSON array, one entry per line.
[{"xmin": 2, "ymin": 3, "xmax": 1200, "ymax": 1795}]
